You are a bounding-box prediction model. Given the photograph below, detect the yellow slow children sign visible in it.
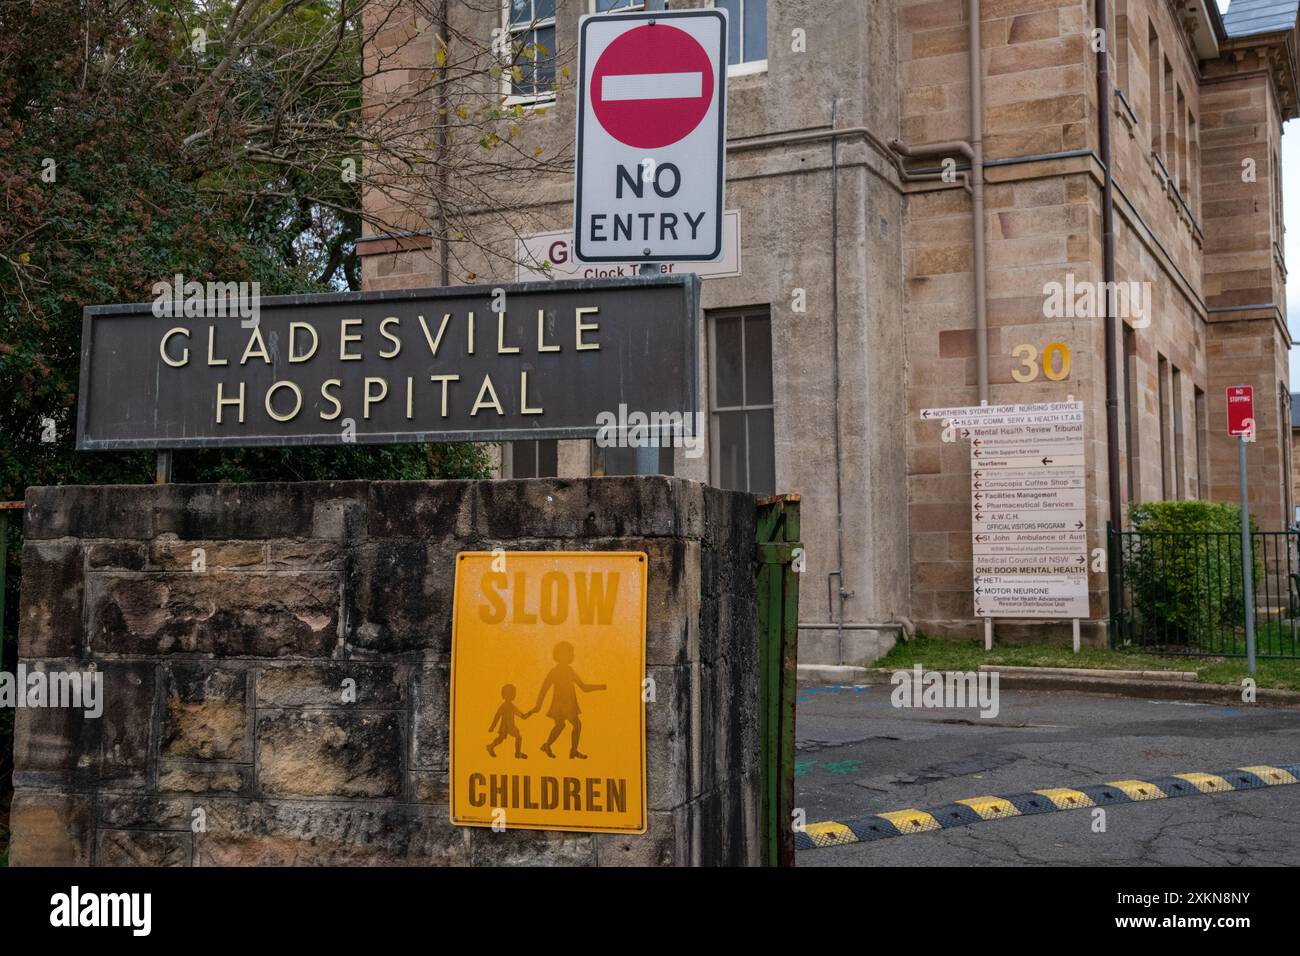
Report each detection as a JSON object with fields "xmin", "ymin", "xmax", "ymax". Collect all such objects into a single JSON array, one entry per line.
[{"xmin": 450, "ymin": 551, "xmax": 647, "ymax": 834}]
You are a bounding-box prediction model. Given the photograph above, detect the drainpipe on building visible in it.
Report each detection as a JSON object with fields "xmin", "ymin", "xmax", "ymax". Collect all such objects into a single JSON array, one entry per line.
[
  {"xmin": 1095, "ymin": 0, "xmax": 1124, "ymax": 533},
  {"xmin": 889, "ymin": 134, "xmax": 987, "ymax": 404}
]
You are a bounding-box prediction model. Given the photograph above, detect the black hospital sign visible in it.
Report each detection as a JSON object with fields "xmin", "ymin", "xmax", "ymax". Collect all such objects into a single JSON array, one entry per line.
[
  {"xmin": 75, "ymin": 276, "xmax": 700, "ymax": 450},
  {"xmin": 574, "ymin": 8, "xmax": 727, "ymax": 263}
]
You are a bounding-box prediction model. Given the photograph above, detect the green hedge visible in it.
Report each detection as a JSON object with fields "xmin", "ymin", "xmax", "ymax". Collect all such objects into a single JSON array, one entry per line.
[{"xmin": 1125, "ymin": 500, "xmax": 1259, "ymax": 648}]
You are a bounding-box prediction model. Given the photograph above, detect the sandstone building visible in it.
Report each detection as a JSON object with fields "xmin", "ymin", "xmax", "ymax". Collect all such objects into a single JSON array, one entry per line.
[{"xmin": 359, "ymin": 0, "xmax": 1298, "ymax": 663}]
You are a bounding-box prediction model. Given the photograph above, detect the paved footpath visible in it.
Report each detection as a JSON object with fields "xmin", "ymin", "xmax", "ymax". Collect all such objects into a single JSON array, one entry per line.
[{"xmin": 795, "ymin": 683, "xmax": 1300, "ymax": 866}]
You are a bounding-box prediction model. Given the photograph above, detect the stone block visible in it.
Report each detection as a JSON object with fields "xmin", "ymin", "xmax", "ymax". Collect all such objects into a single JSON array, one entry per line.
[
  {"xmin": 162, "ymin": 665, "xmax": 249, "ymax": 761},
  {"xmin": 256, "ymin": 710, "xmax": 403, "ymax": 799},
  {"xmin": 98, "ymin": 830, "xmax": 192, "ymax": 866},
  {"xmin": 195, "ymin": 800, "xmax": 470, "ymax": 866},
  {"xmin": 17, "ymin": 541, "xmax": 84, "ymax": 658},
  {"xmin": 256, "ymin": 662, "xmax": 404, "ymax": 708},
  {"xmin": 410, "ymin": 664, "xmax": 449, "ymax": 770},
  {"xmin": 8, "ymin": 791, "xmax": 95, "ymax": 866},
  {"xmin": 87, "ymin": 571, "xmax": 339, "ymax": 657}
]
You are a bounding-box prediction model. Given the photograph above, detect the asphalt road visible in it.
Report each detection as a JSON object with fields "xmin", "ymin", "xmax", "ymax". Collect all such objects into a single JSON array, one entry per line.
[{"xmin": 795, "ymin": 683, "xmax": 1300, "ymax": 866}]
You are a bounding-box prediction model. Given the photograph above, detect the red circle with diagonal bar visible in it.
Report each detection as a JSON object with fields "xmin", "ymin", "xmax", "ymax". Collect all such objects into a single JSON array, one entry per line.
[{"xmin": 590, "ymin": 23, "xmax": 714, "ymax": 150}]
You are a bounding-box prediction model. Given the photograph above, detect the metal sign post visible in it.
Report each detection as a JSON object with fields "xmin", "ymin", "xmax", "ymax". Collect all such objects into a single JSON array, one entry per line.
[
  {"xmin": 1239, "ymin": 436, "xmax": 1257, "ymax": 674},
  {"xmin": 1227, "ymin": 385, "xmax": 1257, "ymax": 674}
]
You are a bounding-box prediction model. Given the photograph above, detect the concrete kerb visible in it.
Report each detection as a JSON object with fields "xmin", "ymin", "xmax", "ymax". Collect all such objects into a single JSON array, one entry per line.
[{"xmin": 796, "ymin": 665, "xmax": 1300, "ymax": 708}]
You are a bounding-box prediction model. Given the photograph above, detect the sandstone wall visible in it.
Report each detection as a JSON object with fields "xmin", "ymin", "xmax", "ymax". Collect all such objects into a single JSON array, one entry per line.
[{"xmin": 10, "ymin": 477, "xmax": 759, "ymax": 866}]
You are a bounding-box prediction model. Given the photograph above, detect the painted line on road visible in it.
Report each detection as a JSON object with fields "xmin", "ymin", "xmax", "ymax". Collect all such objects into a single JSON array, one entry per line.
[{"xmin": 796, "ymin": 762, "xmax": 1300, "ymax": 850}]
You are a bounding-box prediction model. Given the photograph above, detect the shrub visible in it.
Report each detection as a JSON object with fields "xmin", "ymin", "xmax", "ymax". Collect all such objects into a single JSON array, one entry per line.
[{"xmin": 1124, "ymin": 501, "xmax": 1260, "ymax": 650}]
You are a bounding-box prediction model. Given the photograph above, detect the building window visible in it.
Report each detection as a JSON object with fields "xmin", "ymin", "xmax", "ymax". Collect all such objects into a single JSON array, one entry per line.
[
  {"xmin": 508, "ymin": 439, "xmax": 559, "ymax": 478},
  {"xmin": 504, "ymin": 0, "xmax": 557, "ymax": 104},
  {"xmin": 592, "ymin": 440, "xmax": 674, "ymax": 477},
  {"xmin": 1124, "ymin": 324, "xmax": 1140, "ymax": 505},
  {"xmin": 1172, "ymin": 366, "xmax": 1185, "ymax": 498},
  {"xmin": 1274, "ymin": 149, "xmax": 1285, "ymax": 248},
  {"xmin": 1163, "ymin": 57, "xmax": 1175, "ymax": 174},
  {"xmin": 1176, "ymin": 85, "xmax": 1188, "ymax": 194},
  {"xmin": 593, "ymin": 0, "xmax": 666, "ymax": 11},
  {"xmin": 1195, "ymin": 386, "xmax": 1208, "ymax": 499},
  {"xmin": 714, "ymin": 0, "xmax": 767, "ymax": 73},
  {"xmin": 1147, "ymin": 25, "xmax": 1161, "ymax": 155},
  {"xmin": 1114, "ymin": 0, "xmax": 1130, "ymax": 94},
  {"xmin": 710, "ymin": 307, "xmax": 775, "ymax": 495},
  {"xmin": 1188, "ymin": 111, "xmax": 1199, "ymax": 217},
  {"xmin": 1158, "ymin": 353, "xmax": 1171, "ymax": 499}
]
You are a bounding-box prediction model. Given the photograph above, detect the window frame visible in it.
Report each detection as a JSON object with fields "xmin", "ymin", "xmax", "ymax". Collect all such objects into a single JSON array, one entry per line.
[
  {"xmin": 711, "ymin": 0, "xmax": 768, "ymax": 77},
  {"xmin": 708, "ymin": 306, "xmax": 775, "ymax": 495},
  {"xmin": 502, "ymin": 0, "xmax": 559, "ymax": 108},
  {"xmin": 588, "ymin": 0, "xmax": 664, "ymax": 14}
]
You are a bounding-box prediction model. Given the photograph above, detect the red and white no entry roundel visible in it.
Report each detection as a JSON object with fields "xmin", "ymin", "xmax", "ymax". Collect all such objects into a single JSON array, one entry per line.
[
  {"xmin": 575, "ymin": 8, "xmax": 727, "ymax": 263},
  {"xmin": 591, "ymin": 24, "xmax": 714, "ymax": 150}
]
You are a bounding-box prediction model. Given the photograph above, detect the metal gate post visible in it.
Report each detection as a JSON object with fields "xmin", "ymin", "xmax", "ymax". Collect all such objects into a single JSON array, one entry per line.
[{"xmin": 755, "ymin": 493, "xmax": 801, "ymax": 867}]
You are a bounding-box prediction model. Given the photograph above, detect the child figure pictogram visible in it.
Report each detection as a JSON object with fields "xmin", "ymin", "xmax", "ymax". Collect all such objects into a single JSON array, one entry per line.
[
  {"xmin": 487, "ymin": 683, "xmax": 529, "ymax": 758},
  {"xmin": 524, "ymin": 641, "xmax": 606, "ymax": 759}
]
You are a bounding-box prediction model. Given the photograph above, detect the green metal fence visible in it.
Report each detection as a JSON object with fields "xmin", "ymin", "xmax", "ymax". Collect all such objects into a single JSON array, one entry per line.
[
  {"xmin": 1109, "ymin": 523, "xmax": 1300, "ymax": 658},
  {"xmin": 755, "ymin": 493, "xmax": 800, "ymax": 868}
]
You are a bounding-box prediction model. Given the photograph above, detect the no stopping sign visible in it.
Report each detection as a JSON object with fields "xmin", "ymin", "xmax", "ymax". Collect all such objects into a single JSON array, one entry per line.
[{"xmin": 574, "ymin": 8, "xmax": 727, "ymax": 263}]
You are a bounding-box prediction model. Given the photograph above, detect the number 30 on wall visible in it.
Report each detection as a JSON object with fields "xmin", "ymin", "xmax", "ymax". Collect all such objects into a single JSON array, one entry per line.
[{"xmin": 1011, "ymin": 342, "xmax": 1071, "ymax": 383}]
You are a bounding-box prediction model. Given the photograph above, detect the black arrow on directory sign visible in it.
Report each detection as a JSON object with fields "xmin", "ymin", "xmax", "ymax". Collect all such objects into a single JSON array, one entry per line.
[
  {"xmin": 1076, "ymin": 556, "xmax": 1086, "ymax": 565},
  {"xmin": 1041, "ymin": 457, "xmax": 1053, "ymax": 465},
  {"xmin": 1075, "ymin": 520, "xmax": 1085, "ymax": 529},
  {"xmin": 975, "ymin": 534, "xmax": 987, "ymax": 542}
]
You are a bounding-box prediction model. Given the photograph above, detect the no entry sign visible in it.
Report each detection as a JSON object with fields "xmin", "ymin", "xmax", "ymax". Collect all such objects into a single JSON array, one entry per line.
[
  {"xmin": 1227, "ymin": 385, "xmax": 1255, "ymax": 437},
  {"xmin": 575, "ymin": 8, "xmax": 727, "ymax": 263}
]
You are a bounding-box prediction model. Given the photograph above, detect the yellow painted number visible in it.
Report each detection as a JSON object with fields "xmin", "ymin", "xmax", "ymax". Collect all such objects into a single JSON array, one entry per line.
[{"xmin": 1011, "ymin": 342, "xmax": 1071, "ymax": 382}]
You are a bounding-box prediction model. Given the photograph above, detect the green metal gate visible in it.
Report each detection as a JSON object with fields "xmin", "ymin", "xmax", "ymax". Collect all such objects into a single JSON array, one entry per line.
[{"xmin": 755, "ymin": 493, "xmax": 801, "ymax": 867}]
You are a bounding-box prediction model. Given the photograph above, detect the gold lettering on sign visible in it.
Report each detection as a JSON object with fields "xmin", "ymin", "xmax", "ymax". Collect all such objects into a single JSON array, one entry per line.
[
  {"xmin": 471, "ymin": 374, "xmax": 503, "ymax": 416},
  {"xmin": 265, "ymin": 381, "xmax": 303, "ymax": 422},
  {"xmin": 160, "ymin": 328, "xmax": 190, "ymax": 367},
  {"xmin": 340, "ymin": 319, "xmax": 363, "ymax": 360},
  {"xmin": 431, "ymin": 374, "xmax": 459, "ymax": 417},
  {"xmin": 289, "ymin": 322, "xmax": 319, "ymax": 363},
  {"xmin": 576, "ymin": 307, "xmax": 600, "ymax": 351},
  {"xmin": 380, "ymin": 317, "xmax": 402, "ymax": 358},
  {"xmin": 320, "ymin": 379, "xmax": 343, "ymax": 420},
  {"xmin": 216, "ymin": 382, "xmax": 245, "ymax": 423},
  {"xmin": 208, "ymin": 326, "xmax": 228, "ymax": 366},
  {"xmin": 364, "ymin": 376, "xmax": 388, "ymax": 419}
]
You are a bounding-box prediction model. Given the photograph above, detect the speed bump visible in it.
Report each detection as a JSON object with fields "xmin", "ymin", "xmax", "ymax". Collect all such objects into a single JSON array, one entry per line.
[{"xmin": 795, "ymin": 762, "xmax": 1300, "ymax": 852}]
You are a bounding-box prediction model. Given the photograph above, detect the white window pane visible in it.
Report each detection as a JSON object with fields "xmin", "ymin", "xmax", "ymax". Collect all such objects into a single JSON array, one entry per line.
[
  {"xmin": 714, "ymin": 315, "xmax": 744, "ymax": 407},
  {"xmin": 509, "ymin": 0, "xmax": 532, "ymax": 26},
  {"xmin": 535, "ymin": 24, "xmax": 556, "ymax": 89},
  {"xmin": 717, "ymin": 411, "xmax": 747, "ymax": 491},
  {"xmin": 747, "ymin": 409, "xmax": 775, "ymax": 496},
  {"xmin": 716, "ymin": 0, "xmax": 741, "ymax": 65},
  {"xmin": 744, "ymin": 314, "xmax": 772, "ymax": 406},
  {"xmin": 743, "ymin": 0, "xmax": 767, "ymax": 63}
]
